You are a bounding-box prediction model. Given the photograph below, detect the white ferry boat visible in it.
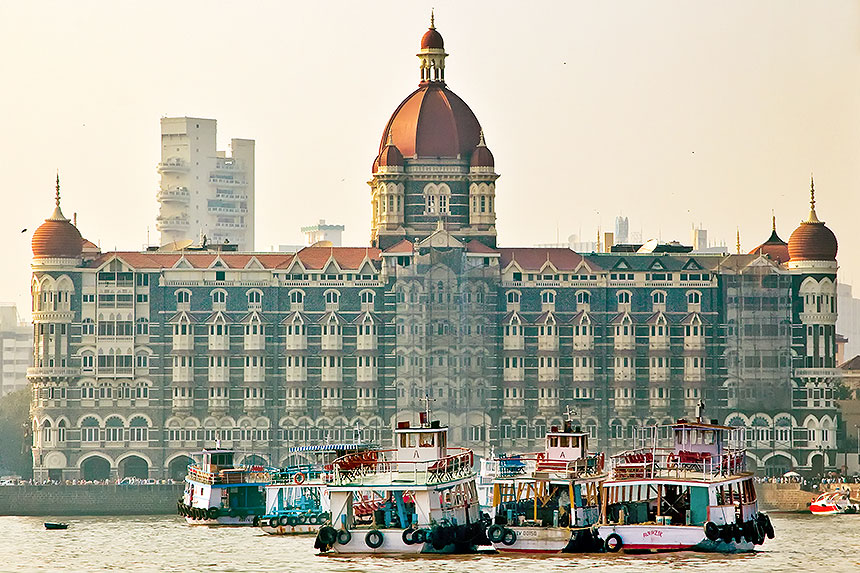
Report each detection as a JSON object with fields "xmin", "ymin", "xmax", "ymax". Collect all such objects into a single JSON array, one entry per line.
[
  {"xmin": 487, "ymin": 419, "xmax": 607, "ymax": 553},
  {"xmin": 314, "ymin": 413, "xmax": 493, "ymax": 555},
  {"xmin": 597, "ymin": 411, "xmax": 774, "ymax": 553},
  {"xmin": 809, "ymin": 489, "xmax": 860, "ymax": 515},
  {"xmin": 177, "ymin": 449, "xmax": 271, "ymax": 526},
  {"xmin": 259, "ymin": 443, "xmax": 372, "ymax": 535}
]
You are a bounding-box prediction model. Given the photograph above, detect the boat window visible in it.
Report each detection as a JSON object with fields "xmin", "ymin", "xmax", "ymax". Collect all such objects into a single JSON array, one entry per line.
[
  {"xmin": 571, "ymin": 436, "xmax": 579, "ymax": 448},
  {"xmin": 419, "ymin": 433, "xmax": 434, "ymax": 447},
  {"xmin": 560, "ymin": 436, "xmax": 570, "ymax": 448},
  {"xmin": 550, "ymin": 437, "xmax": 559, "ymax": 448}
]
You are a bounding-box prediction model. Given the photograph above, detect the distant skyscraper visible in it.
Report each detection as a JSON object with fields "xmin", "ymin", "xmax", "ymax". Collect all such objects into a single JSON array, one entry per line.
[
  {"xmin": 0, "ymin": 304, "xmax": 31, "ymax": 397},
  {"xmin": 156, "ymin": 117, "xmax": 255, "ymax": 250},
  {"xmin": 614, "ymin": 216, "xmax": 629, "ymax": 244}
]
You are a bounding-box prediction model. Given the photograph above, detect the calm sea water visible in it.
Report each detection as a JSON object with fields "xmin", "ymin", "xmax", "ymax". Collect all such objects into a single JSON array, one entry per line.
[{"xmin": 0, "ymin": 514, "xmax": 856, "ymax": 573}]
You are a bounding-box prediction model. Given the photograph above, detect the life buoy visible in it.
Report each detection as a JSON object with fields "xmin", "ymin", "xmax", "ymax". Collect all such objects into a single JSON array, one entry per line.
[
  {"xmin": 294, "ymin": 472, "xmax": 306, "ymax": 484},
  {"xmin": 704, "ymin": 521, "xmax": 720, "ymax": 541},
  {"xmin": 365, "ymin": 529, "xmax": 384, "ymax": 549},
  {"xmin": 501, "ymin": 528, "xmax": 517, "ymax": 546},
  {"xmin": 605, "ymin": 533, "xmax": 623, "ymax": 552},
  {"xmin": 207, "ymin": 507, "xmax": 219, "ymax": 520},
  {"xmin": 402, "ymin": 528, "xmax": 416, "ymax": 545},
  {"xmin": 488, "ymin": 524, "xmax": 505, "ymax": 543},
  {"xmin": 337, "ymin": 529, "xmax": 352, "ymax": 545}
]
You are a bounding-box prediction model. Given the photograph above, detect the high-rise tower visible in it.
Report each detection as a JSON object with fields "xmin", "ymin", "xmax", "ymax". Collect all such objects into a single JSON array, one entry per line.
[{"xmin": 156, "ymin": 117, "xmax": 255, "ymax": 250}]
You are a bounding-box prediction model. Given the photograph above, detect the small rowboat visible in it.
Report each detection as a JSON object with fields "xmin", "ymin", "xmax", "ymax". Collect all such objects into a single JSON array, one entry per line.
[{"xmin": 44, "ymin": 522, "xmax": 69, "ymax": 530}]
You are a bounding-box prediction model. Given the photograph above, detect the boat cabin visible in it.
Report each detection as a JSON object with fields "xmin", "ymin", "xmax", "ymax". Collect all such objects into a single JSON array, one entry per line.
[
  {"xmin": 394, "ymin": 419, "xmax": 448, "ymax": 462},
  {"xmin": 672, "ymin": 420, "xmax": 727, "ymax": 457},
  {"xmin": 545, "ymin": 421, "xmax": 589, "ymax": 462},
  {"xmin": 194, "ymin": 449, "xmax": 236, "ymax": 473}
]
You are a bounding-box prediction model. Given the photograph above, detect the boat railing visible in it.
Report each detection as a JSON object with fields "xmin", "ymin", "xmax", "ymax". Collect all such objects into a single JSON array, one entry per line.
[
  {"xmin": 269, "ymin": 464, "xmax": 327, "ymax": 484},
  {"xmin": 186, "ymin": 464, "xmax": 272, "ymax": 485},
  {"xmin": 492, "ymin": 452, "xmax": 605, "ymax": 479},
  {"xmin": 329, "ymin": 448, "xmax": 476, "ymax": 486},
  {"xmin": 610, "ymin": 447, "xmax": 747, "ymax": 479}
]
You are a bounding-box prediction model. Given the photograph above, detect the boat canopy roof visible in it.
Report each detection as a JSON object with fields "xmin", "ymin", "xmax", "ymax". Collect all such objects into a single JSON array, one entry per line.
[{"xmin": 289, "ymin": 443, "xmax": 373, "ymax": 453}]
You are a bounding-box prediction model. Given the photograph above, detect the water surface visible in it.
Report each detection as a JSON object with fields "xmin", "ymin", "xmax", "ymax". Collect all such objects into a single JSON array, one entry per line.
[{"xmin": 0, "ymin": 514, "xmax": 855, "ymax": 572}]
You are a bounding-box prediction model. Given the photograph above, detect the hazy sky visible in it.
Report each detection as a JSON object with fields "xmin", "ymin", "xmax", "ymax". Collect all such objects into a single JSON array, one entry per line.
[{"xmin": 2, "ymin": 1, "xmax": 859, "ymax": 319}]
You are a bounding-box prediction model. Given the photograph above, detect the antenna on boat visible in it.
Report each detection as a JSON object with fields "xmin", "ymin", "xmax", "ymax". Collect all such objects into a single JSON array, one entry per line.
[
  {"xmin": 353, "ymin": 423, "xmax": 363, "ymax": 443},
  {"xmin": 696, "ymin": 400, "xmax": 705, "ymax": 423},
  {"xmin": 564, "ymin": 405, "xmax": 577, "ymax": 422},
  {"xmin": 419, "ymin": 394, "xmax": 433, "ymax": 427}
]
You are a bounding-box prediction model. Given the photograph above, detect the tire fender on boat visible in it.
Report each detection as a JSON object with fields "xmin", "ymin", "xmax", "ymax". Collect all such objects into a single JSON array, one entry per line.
[
  {"xmin": 487, "ymin": 524, "xmax": 505, "ymax": 544},
  {"xmin": 365, "ymin": 529, "xmax": 384, "ymax": 549},
  {"xmin": 413, "ymin": 529, "xmax": 427, "ymax": 544},
  {"xmin": 401, "ymin": 528, "xmax": 415, "ymax": 545},
  {"xmin": 318, "ymin": 525, "xmax": 338, "ymax": 546},
  {"xmin": 207, "ymin": 507, "xmax": 219, "ymax": 520},
  {"xmin": 605, "ymin": 533, "xmax": 623, "ymax": 552},
  {"xmin": 501, "ymin": 528, "xmax": 517, "ymax": 546},
  {"xmin": 337, "ymin": 529, "xmax": 352, "ymax": 545},
  {"xmin": 704, "ymin": 521, "xmax": 720, "ymax": 541}
]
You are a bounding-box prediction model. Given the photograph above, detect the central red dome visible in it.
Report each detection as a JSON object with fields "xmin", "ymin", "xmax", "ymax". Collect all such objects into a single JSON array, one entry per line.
[{"xmin": 379, "ymin": 83, "xmax": 481, "ymax": 160}]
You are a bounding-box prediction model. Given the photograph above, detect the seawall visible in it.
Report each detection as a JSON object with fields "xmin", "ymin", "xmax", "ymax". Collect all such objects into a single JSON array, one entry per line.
[
  {"xmin": 757, "ymin": 483, "xmax": 815, "ymax": 512},
  {"xmin": 0, "ymin": 484, "xmax": 184, "ymax": 516}
]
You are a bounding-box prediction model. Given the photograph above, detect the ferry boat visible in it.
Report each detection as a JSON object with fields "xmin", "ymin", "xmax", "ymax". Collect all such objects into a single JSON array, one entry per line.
[
  {"xmin": 809, "ymin": 489, "xmax": 859, "ymax": 515},
  {"xmin": 177, "ymin": 449, "xmax": 271, "ymax": 526},
  {"xmin": 259, "ymin": 443, "xmax": 373, "ymax": 535},
  {"xmin": 314, "ymin": 411, "xmax": 493, "ymax": 555},
  {"xmin": 597, "ymin": 410, "xmax": 774, "ymax": 553},
  {"xmin": 487, "ymin": 419, "xmax": 607, "ymax": 553}
]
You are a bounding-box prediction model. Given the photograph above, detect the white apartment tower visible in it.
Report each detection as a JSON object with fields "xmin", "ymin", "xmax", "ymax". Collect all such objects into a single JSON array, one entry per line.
[{"xmin": 156, "ymin": 117, "xmax": 255, "ymax": 250}]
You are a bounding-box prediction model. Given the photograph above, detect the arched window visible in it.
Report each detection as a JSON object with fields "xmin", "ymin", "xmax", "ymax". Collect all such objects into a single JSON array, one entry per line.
[
  {"xmin": 687, "ymin": 291, "xmax": 701, "ymax": 305},
  {"xmin": 81, "ymin": 318, "xmax": 95, "ymax": 336},
  {"xmin": 541, "ymin": 291, "xmax": 556, "ymax": 305},
  {"xmin": 211, "ymin": 290, "xmax": 227, "ymax": 310},
  {"xmin": 360, "ymin": 290, "xmax": 375, "ymax": 310},
  {"xmin": 325, "ymin": 290, "xmax": 340, "ymax": 310},
  {"xmin": 289, "ymin": 289, "xmax": 304, "ymax": 310},
  {"xmin": 135, "ymin": 318, "xmax": 149, "ymax": 336},
  {"xmin": 247, "ymin": 290, "xmax": 262, "ymax": 310},
  {"xmin": 129, "ymin": 416, "xmax": 149, "ymax": 442},
  {"xmin": 175, "ymin": 289, "xmax": 191, "ymax": 308},
  {"xmin": 81, "ymin": 417, "xmax": 100, "ymax": 442},
  {"xmin": 81, "ymin": 351, "xmax": 95, "ymax": 373},
  {"xmin": 576, "ymin": 291, "xmax": 591, "ymax": 305},
  {"xmin": 617, "ymin": 291, "xmax": 631, "ymax": 306},
  {"xmin": 652, "ymin": 291, "xmax": 666, "ymax": 304}
]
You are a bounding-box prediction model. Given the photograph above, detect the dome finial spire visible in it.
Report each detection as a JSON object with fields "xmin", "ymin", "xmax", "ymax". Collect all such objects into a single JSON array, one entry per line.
[
  {"xmin": 807, "ymin": 172, "xmax": 821, "ymax": 223},
  {"xmin": 736, "ymin": 227, "xmax": 741, "ymax": 254},
  {"xmin": 430, "ymin": 8, "xmax": 435, "ymax": 29},
  {"xmin": 772, "ymin": 209, "xmax": 776, "ymax": 232},
  {"xmin": 478, "ymin": 130, "xmax": 486, "ymax": 146},
  {"xmin": 49, "ymin": 171, "xmax": 68, "ymax": 222}
]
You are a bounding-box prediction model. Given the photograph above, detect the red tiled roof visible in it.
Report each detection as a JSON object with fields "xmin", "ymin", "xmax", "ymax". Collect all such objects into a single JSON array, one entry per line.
[
  {"xmin": 383, "ymin": 239, "xmax": 414, "ymax": 254},
  {"xmin": 498, "ymin": 248, "xmax": 585, "ymax": 271},
  {"xmin": 85, "ymin": 251, "xmax": 296, "ymax": 270},
  {"xmin": 295, "ymin": 247, "xmax": 381, "ymax": 270},
  {"xmin": 465, "ymin": 240, "xmax": 498, "ymax": 254}
]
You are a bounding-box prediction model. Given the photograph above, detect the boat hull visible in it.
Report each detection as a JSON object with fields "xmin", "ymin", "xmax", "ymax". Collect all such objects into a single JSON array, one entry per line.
[
  {"xmin": 493, "ymin": 527, "xmax": 571, "ymax": 553},
  {"xmin": 184, "ymin": 514, "xmax": 257, "ymax": 526},
  {"xmin": 322, "ymin": 528, "xmax": 487, "ymax": 555},
  {"xmin": 260, "ymin": 523, "xmax": 318, "ymax": 535},
  {"xmin": 597, "ymin": 524, "xmax": 754, "ymax": 553}
]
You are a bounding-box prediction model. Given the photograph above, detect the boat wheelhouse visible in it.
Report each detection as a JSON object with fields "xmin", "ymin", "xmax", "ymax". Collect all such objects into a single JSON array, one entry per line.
[
  {"xmin": 177, "ymin": 449, "xmax": 271, "ymax": 526},
  {"xmin": 597, "ymin": 414, "xmax": 774, "ymax": 553},
  {"xmin": 315, "ymin": 414, "xmax": 492, "ymax": 554},
  {"xmin": 259, "ymin": 443, "xmax": 373, "ymax": 535},
  {"xmin": 487, "ymin": 419, "xmax": 607, "ymax": 553}
]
